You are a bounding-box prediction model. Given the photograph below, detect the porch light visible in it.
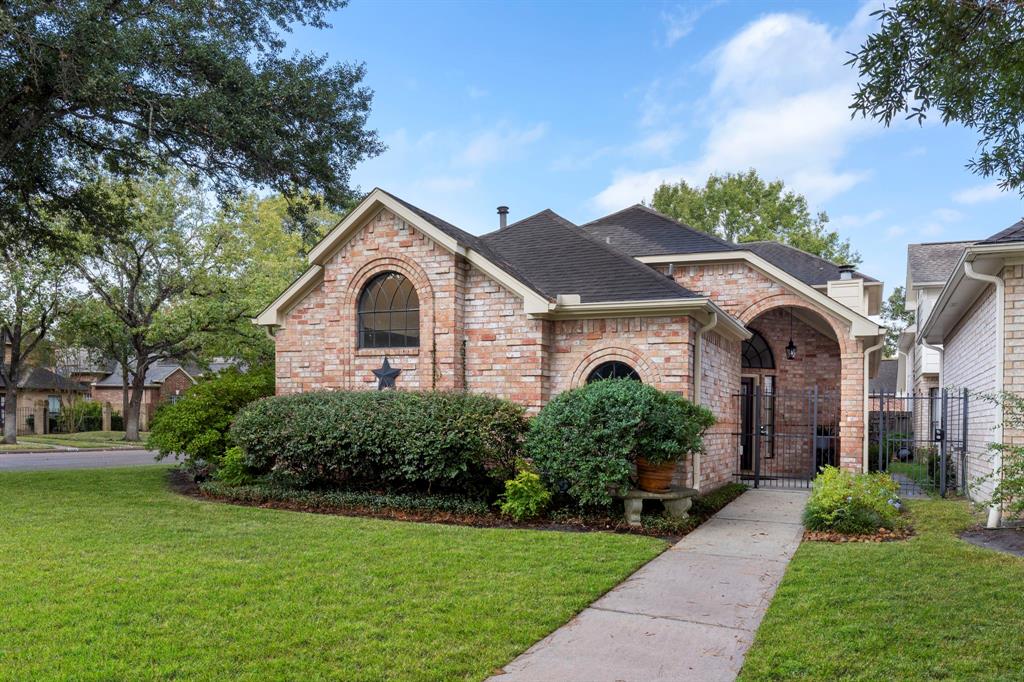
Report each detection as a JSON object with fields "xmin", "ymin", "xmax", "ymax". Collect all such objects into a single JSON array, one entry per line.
[{"xmin": 785, "ymin": 308, "xmax": 797, "ymax": 360}]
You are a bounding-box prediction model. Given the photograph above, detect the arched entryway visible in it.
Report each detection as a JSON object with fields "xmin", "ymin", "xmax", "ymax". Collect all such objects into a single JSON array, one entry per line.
[{"xmin": 738, "ymin": 306, "xmax": 843, "ymax": 487}]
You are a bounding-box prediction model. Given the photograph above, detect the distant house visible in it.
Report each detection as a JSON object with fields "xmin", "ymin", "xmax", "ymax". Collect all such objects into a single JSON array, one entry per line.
[
  {"xmin": 89, "ymin": 362, "xmax": 197, "ymax": 430},
  {"xmin": 0, "ymin": 367, "xmax": 88, "ymax": 434}
]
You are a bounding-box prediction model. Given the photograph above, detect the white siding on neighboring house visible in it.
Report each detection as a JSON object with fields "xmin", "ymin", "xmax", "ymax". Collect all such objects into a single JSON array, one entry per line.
[{"xmin": 942, "ymin": 285, "xmax": 999, "ymax": 500}]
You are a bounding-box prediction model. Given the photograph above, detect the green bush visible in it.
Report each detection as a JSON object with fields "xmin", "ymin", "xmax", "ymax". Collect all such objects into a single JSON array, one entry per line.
[
  {"xmin": 525, "ymin": 380, "xmax": 715, "ymax": 507},
  {"xmin": 199, "ymin": 480, "xmax": 492, "ymax": 516},
  {"xmin": 59, "ymin": 400, "xmax": 102, "ymax": 433},
  {"xmin": 215, "ymin": 446, "xmax": 255, "ymax": 486},
  {"xmin": 147, "ymin": 366, "xmax": 274, "ymax": 467},
  {"xmin": 231, "ymin": 390, "xmax": 527, "ymax": 493},
  {"xmin": 803, "ymin": 466, "xmax": 902, "ymax": 534},
  {"xmin": 498, "ymin": 469, "xmax": 551, "ymax": 521}
]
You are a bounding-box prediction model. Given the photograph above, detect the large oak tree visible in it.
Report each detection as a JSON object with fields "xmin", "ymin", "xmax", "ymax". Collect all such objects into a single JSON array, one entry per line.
[{"xmin": 0, "ymin": 0, "xmax": 382, "ymax": 248}]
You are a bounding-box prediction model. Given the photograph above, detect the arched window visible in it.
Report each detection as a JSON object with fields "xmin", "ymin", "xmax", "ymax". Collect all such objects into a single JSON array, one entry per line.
[
  {"xmin": 357, "ymin": 272, "xmax": 420, "ymax": 349},
  {"xmin": 586, "ymin": 361, "xmax": 641, "ymax": 383},
  {"xmin": 742, "ymin": 330, "xmax": 775, "ymax": 369}
]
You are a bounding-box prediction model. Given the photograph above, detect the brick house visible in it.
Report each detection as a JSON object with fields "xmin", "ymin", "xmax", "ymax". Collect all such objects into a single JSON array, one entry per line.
[
  {"xmin": 915, "ymin": 221, "xmax": 1024, "ymax": 524},
  {"xmin": 89, "ymin": 362, "xmax": 197, "ymax": 431},
  {"xmin": 256, "ymin": 189, "xmax": 884, "ymax": 491}
]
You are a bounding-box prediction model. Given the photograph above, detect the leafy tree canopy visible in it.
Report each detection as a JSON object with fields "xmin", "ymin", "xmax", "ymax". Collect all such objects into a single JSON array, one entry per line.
[
  {"xmin": 650, "ymin": 169, "xmax": 861, "ymax": 266},
  {"xmin": 849, "ymin": 1, "xmax": 1024, "ymax": 194},
  {"xmin": 881, "ymin": 285, "xmax": 915, "ymax": 358},
  {"xmin": 0, "ymin": 0, "xmax": 382, "ymax": 247}
]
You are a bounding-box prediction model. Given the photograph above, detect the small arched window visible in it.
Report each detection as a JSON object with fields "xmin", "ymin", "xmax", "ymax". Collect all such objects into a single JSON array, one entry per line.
[
  {"xmin": 357, "ymin": 272, "xmax": 420, "ymax": 349},
  {"xmin": 586, "ymin": 361, "xmax": 641, "ymax": 383},
  {"xmin": 742, "ymin": 330, "xmax": 775, "ymax": 369}
]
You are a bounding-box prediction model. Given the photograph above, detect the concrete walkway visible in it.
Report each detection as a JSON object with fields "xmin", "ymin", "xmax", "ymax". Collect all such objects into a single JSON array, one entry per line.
[
  {"xmin": 492, "ymin": 488, "xmax": 808, "ymax": 682},
  {"xmin": 0, "ymin": 449, "xmax": 169, "ymax": 471}
]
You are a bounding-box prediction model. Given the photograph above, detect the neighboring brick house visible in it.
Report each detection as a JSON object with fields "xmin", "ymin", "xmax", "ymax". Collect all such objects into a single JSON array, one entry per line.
[
  {"xmin": 0, "ymin": 367, "xmax": 88, "ymax": 435},
  {"xmin": 256, "ymin": 189, "xmax": 884, "ymax": 491},
  {"xmin": 918, "ymin": 221, "xmax": 1024, "ymax": 524},
  {"xmin": 90, "ymin": 362, "xmax": 197, "ymax": 430}
]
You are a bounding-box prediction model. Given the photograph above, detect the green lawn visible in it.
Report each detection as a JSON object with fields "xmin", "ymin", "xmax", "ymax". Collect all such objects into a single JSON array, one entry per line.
[
  {"xmin": 18, "ymin": 430, "xmax": 149, "ymax": 449},
  {"xmin": 886, "ymin": 461, "xmax": 936, "ymax": 492},
  {"xmin": 740, "ymin": 500, "xmax": 1024, "ymax": 680},
  {"xmin": 0, "ymin": 467, "xmax": 664, "ymax": 681}
]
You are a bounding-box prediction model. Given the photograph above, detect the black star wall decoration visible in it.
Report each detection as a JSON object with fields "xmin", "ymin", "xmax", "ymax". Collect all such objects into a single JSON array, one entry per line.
[{"xmin": 372, "ymin": 356, "xmax": 402, "ymax": 390}]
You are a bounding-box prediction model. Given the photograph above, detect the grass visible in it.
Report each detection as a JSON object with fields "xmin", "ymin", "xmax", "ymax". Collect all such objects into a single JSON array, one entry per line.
[
  {"xmin": 740, "ymin": 500, "xmax": 1024, "ymax": 680},
  {"xmin": 887, "ymin": 461, "xmax": 935, "ymax": 488},
  {"xmin": 0, "ymin": 467, "xmax": 665, "ymax": 681},
  {"xmin": 0, "ymin": 442, "xmax": 54, "ymax": 451},
  {"xmin": 18, "ymin": 430, "xmax": 150, "ymax": 449}
]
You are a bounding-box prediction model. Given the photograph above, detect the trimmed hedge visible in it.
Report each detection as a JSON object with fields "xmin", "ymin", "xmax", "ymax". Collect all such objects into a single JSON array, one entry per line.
[
  {"xmin": 231, "ymin": 390, "xmax": 527, "ymax": 492},
  {"xmin": 525, "ymin": 379, "xmax": 715, "ymax": 507}
]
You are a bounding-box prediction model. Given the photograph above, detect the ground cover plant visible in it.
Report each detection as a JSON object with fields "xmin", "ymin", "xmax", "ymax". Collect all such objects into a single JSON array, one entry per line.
[
  {"xmin": 803, "ymin": 466, "xmax": 903, "ymax": 534},
  {"xmin": 740, "ymin": 500, "xmax": 1024, "ymax": 680},
  {"xmin": 0, "ymin": 467, "xmax": 664, "ymax": 681}
]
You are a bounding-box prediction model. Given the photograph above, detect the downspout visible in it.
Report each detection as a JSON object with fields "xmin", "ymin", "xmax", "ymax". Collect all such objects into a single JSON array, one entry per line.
[
  {"xmin": 692, "ymin": 311, "xmax": 718, "ymax": 492},
  {"xmin": 963, "ymin": 261, "xmax": 1004, "ymax": 528},
  {"xmin": 862, "ymin": 338, "xmax": 885, "ymax": 473}
]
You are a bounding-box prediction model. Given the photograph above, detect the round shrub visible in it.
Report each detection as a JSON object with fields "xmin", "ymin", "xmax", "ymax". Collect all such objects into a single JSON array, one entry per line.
[
  {"xmin": 230, "ymin": 390, "xmax": 527, "ymax": 493},
  {"xmin": 147, "ymin": 366, "xmax": 274, "ymax": 468},
  {"xmin": 525, "ymin": 380, "xmax": 715, "ymax": 507},
  {"xmin": 803, "ymin": 466, "xmax": 902, "ymax": 534}
]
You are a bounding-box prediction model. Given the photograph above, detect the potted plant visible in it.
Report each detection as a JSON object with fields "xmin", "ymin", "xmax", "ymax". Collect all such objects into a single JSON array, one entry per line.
[{"xmin": 633, "ymin": 393, "xmax": 716, "ymax": 492}]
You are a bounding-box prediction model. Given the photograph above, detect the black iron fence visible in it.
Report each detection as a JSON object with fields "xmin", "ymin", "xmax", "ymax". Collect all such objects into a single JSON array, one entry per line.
[
  {"xmin": 869, "ymin": 389, "xmax": 968, "ymax": 497},
  {"xmin": 734, "ymin": 386, "xmax": 840, "ymax": 489}
]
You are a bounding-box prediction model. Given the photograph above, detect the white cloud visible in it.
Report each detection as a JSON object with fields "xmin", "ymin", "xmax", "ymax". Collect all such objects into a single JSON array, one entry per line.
[
  {"xmin": 628, "ymin": 129, "xmax": 685, "ymax": 157},
  {"xmin": 920, "ymin": 222, "xmax": 945, "ymax": 237},
  {"xmin": 661, "ymin": 2, "xmax": 720, "ymax": 47},
  {"xmin": 594, "ymin": 11, "xmax": 879, "ymax": 211},
  {"xmin": 932, "ymin": 207, "xmax": 963, "ymax": 223},
  {"xmin": 457, "ymin": 123, "xmax": 548, "ymax": 166},
  {"xmin": 832, "ymin": 210, "xmax": 885, "ymax": 231},
  {"xmin": 952, "ymin": 183, "xmax": 1005, "ymax": 205}
]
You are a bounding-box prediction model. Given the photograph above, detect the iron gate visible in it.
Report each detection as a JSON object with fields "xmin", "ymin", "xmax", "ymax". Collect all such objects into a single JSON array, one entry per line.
[
  {"xmin": 869, "ymin": 389, "xmax": 968, "ymax": 497},
  {"xmin": 734, "ymin": 386, "xmax": 840, "ymax": 489}
]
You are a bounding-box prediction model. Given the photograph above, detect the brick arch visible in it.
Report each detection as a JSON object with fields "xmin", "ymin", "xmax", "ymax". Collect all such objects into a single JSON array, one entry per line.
[
  {"xmin": 569, "ymin": 345, "xmax": 662, "ymax": 388},
  {"xmin": 738, "ymin": 293, "xmax": 852, "ymax": 357}
]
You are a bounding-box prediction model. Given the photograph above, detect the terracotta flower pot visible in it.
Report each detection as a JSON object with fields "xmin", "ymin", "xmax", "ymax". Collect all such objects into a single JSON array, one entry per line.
[{"xmin": 635, "ymin": 457, "xmax": 676, "ymax": 493}]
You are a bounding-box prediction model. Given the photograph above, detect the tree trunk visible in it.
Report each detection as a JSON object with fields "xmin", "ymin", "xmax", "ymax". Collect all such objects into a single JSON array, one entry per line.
[
  {"xmin": 3, "ymin": 390, "xmax": 17, "ymax": 444},
  {"xmin": 124, "ymin": 369, "xmax": 147, "ymax": 442}
]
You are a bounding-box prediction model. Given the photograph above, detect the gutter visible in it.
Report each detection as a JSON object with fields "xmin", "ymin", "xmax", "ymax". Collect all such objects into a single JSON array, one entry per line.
[
  {"xmin": 691, "ymin": 311, "xmax": 719, "ymax": 492},
  {"xmin": 863, "ymin": 337, "xmax": 885, "ymax": 472},
  {"xmin": 963, "ymin": 261, "xmax": 1005, "ymax": 529}
]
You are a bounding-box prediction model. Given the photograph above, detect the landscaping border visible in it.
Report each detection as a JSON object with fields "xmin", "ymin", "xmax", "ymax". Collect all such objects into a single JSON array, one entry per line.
[{"xmin": 172, "ymin": 471, "xmax": 747, "ymax": 540}]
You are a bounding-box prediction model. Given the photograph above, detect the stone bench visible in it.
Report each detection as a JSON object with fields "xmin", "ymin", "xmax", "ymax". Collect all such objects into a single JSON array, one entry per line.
[{"xmin": 612, "ymin": 486, "xmax": 699, "ymax": 527}]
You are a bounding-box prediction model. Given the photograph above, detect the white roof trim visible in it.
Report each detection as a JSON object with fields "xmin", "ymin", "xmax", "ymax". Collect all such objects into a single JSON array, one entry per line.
[
  {"xmin": 636, "ymin": 251, "xmax": 881, "ymax": 336},
  {"xmin": 254, "ymin": 265, "xmax": 325, "ymax": 327},
  {"xmin": 537, "ymin": 298, "xmax": 751, "ymax": 339}
]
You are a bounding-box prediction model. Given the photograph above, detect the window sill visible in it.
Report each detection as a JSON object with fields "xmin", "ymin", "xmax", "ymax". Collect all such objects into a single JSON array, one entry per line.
[{"xmin": 355, "ymin": 347, "xmax": 421, "ymax": 357}]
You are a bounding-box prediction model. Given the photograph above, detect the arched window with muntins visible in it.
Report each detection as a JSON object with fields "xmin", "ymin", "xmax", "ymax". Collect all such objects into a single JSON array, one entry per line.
[
  {"xmin": 742, "ymin": 330, "xmax": 775, "ymax": 369},
  {"xmin": 357, "ymin": 272, "xmax": 420, "ymax": 349},
  {"xmin": 586, "ymin": 361, "xmax": 641, "ymax": 383}
]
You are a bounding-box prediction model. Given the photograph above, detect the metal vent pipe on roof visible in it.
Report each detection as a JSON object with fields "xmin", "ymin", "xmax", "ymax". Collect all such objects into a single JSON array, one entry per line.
[
  {"xmin": 497, "ymin": 206, "xmax": 509, "ymax": 229},
  {"xmin": 838, "ymin": 264, "xmax": 855, "ymax": 280}
]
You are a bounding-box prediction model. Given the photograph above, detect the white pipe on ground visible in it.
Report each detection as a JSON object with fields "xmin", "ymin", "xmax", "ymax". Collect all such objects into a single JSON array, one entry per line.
[
  {"xmin": 692, "ymin": 311, "xmax": 718, "ymax": 492},
  {"xmin": 863, "ymin": 338, "xmax": 885, "ymax": 473},
  {"xmin": 963, "ymin": 261, "xmax": 1004, "ymax": 529}
]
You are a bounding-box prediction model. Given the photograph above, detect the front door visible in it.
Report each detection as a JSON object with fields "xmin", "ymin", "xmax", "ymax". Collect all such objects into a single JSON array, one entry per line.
[{"xmin": 740, "ymin": 377, "xmax": 755, "ymax": 470}]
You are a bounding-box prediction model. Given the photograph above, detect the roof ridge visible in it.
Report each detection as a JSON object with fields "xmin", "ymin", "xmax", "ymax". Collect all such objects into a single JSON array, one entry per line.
[
  {"xmin": 907, "ymin": 239, "xmax": 977, "ymax": 247},
  {"xmin": 583, "ymin": 204, "xmax": 737, "ymax": 250}
]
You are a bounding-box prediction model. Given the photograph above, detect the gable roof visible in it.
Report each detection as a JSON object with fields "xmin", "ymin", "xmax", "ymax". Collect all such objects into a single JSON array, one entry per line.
[
  {"xmin": 0, "ymin": 367, "xmax": 88, "ymax": 393},
  {"xmin": 742, "ymin": 241, "xmax": 877, "ymax": 286},
  {"xmin": 980, "ymin": 219, "xmax": 1024, "ymax": 244},
  {"xmin": 94, "ymin": 362, "xmax": 196, "ymax": 388},
  {"xmin": 907, "ymin": 241, "xmax": 975, "ymax": 285},
  {"xmin": 869, "ymin": 358, "xmax": 899, "ymax": 393},
  {"xmin": 583, "ymin": 205, "xmax": 738, "ymax": 256},
  {"xmin": 480, "ymin": 209, "xmax": 699, "ymax": 303}
]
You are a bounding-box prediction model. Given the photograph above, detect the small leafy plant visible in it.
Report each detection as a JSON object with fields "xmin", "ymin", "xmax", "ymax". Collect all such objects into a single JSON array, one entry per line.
[
  {"xmin": 803, "ymin": 466, "xmax": 902, "ymax": 534},
  {"xmin": 215, "ymin": 446, "xmax": 255, "ymax": 486},
  {"xmin": 498, "ymin": 469, "xmax": 551, "ymax": 521}
]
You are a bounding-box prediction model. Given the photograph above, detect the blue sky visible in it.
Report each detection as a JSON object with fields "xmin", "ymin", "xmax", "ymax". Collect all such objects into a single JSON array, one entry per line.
[{"xmin": 289, "ymin": 0, "xmax": 1023, "ymax": 294}]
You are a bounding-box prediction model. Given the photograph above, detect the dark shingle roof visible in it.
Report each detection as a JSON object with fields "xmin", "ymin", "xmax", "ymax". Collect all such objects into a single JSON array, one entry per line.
[
  {"xmin": 94, "ymin": 362, "xmax": 195, "ymax": 388},
  {"xmin": 907, "ymin": 241, "xmax": 974, "ymax": 284},
  {"xmin": 742, "ymin": 241, "xmax": 877, "ymax": 286},
  {"xmin": 980, "ymin": 219, "xmax": 1024, "ymax": 244},
  {"xmin": 582, "ymin": 205, "xmax": 738, "ymax": 256},
  {"xmin": 0, "ymin": 367, "xmax": 88, "ymax": 392},
  {"xmin": 869, "ymin": 358, "xmax": 899, "ymax": 393},
  {"xmin": 480, "ymin": 210, "xmax": 699, "ymax": 303}
]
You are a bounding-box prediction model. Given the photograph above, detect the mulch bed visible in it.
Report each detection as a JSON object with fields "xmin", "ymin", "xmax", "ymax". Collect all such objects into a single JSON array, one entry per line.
[
  {"xmin": 167, "ymin": 470, "xmax": 742, "ymax": 541},
  {"xmin": 960, "ymin": 527, "xmax": 1024, "ymax": 557},
  {"xmin": 803, "ymin": 527, "xmax": 914, "ymax": 543}
]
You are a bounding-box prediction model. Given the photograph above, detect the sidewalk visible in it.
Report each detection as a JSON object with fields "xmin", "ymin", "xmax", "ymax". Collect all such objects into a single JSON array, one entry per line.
[{"xmin": 491, "ymin": 488, "xmax": 808, "ymax": 682}]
